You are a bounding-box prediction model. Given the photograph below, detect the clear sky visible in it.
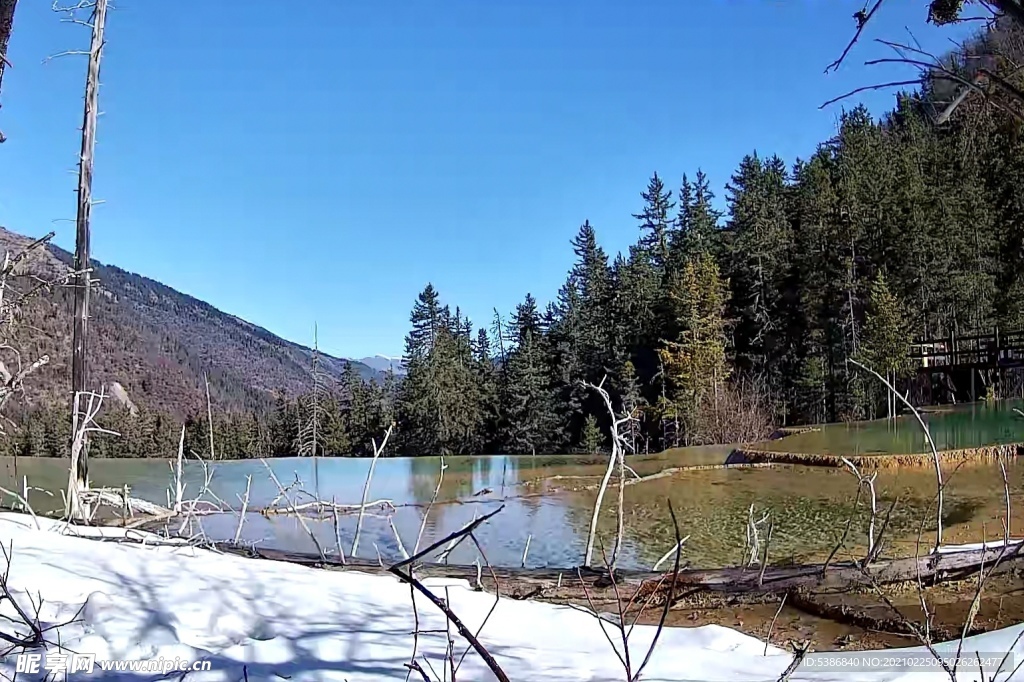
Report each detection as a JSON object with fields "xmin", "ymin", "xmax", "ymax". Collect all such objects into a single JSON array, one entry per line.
[{"xmin": 0, "ymin": 1, "xmax": 973, "ymax": 360}]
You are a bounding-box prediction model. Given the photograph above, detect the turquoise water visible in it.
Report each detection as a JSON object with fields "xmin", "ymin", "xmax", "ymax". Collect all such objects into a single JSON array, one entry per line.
[
  {"xmin": 762, "ymin": 400, "xmax": 1024, "ymax": 455},
  {"xmin": 0, "ymin": 404, "xmax": 1019, "ymax": 569}
]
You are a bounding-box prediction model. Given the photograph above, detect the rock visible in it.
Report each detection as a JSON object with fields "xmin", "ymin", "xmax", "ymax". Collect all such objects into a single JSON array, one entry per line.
[{"xmin": 107, "ymin": 381, "xmax": 138, "ymax": 417}]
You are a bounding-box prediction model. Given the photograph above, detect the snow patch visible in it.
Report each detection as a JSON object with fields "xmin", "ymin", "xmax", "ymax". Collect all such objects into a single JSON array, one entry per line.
[{"xmin": 0, "ymin": 514, "xmax": 1020, "ymax": 680}]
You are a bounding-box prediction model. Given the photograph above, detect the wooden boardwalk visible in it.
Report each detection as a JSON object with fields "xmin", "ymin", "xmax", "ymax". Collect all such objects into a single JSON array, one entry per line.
[
  {"xmin": 908, "ymin": 328, "xmax": 1024, "ymax": 402},
  {"xmin": 909, "ymin": 328, "xmax": 1024, "ymax": 372}
]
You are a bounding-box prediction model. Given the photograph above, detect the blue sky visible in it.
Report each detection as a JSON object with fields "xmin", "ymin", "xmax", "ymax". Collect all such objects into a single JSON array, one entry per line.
[{"xmin": 0, "ymin": 1, "xmax": 974, "ymax": 360}]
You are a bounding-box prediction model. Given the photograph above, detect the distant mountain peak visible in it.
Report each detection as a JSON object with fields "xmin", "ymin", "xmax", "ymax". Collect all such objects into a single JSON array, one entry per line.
[{"xmin": 358, "ymin": 355, "xmax": 407, "ymax": 376}]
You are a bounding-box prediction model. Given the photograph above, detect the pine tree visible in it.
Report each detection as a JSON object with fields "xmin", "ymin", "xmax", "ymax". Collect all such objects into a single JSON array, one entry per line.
[
  {"xmin": 501, "ymin": 294, "xmax": 559, "ymax": 455},
  {"xmin": 397, "ymin": 286, "xmax": 486, "ymax": 455},
  {"xmin": 569, "ymin": 220, "xmax": 613, "ymax": 378},
  {"xmin": 398, "ymin": 285, "xmax": 445, "ymax": 455},
  {"xmin": 860, "ymin": 272, "xmax": 912, "ymax": 418},
  {"xmin": 579, "ymin": 414, "xmax": 604, "ymax": 454},
  {"xmin": 658, "ymin": 254, "xmax": 730, "ymax": 444},
  {"xmin": 473, "ymin": 327, "xmax": 501, "ymax": 451},
  {"xmin": 671, "ymin": 170, "xmax": 722, "ymax": 265},
  {"xmin": 722, "ymin": 152, "xmax": 795, "ymax": 420},
  {"xmin": 633, "ymin": 173, "xmax": 676, "ymax": 271}
]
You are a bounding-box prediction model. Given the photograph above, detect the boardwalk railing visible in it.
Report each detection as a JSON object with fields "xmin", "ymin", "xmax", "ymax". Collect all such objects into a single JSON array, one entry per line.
[{"xmin": 908, "ymin": 328, "xmax": 1024, "ymax": 371}]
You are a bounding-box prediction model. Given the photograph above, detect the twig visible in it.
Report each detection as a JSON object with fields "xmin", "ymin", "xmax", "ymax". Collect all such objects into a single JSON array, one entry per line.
[
  {"xmin": 403, "ymin": 661, "xmax": 430, "ymax": 682},
  {"xmin": 765, "ymin": 593, "xmax": 788, "ymax": 656},
  {"xmin": 388, "ymin": 515, "xmax": 409, "ymax": 561},
  {"xmin": 233, "ymin": 474, "xmax": 251, "ymax": 545},
  {"xmin": 820, "ymin": 79, "xmax": 925, "ymax": 109},
  {"xmin": 330, "ymin": 496, "xmax": 345, "ymax": 565},
  {"xmin": 630, "ymin": 500, "xmax": 682, "ymax": 682},
  {"xmin": 775, "ymin": 641, "xmax": 810, "ymax": 682},
  {"xmin": 453, "ymin": 534, "xmax": 503, "ymax": 677},
  {"xmin": 260, "ymin": 460, "xmax": 326, "ymax": 562},
  {"xmin": 414, "ymin": 455, "xmax": 446, "ymax": 555},
  {"xmin": 172, "ymin": 424, "xmax": 185, "ymax": 513},
  {"xmin": 652, "ymin": 534, "xmax": 690, "ymax": 571},
  {"xmin": 521, "ymin": 534, "xmax": 532, "ymax": 568},
  {"xmin": 840, "ymin": 457, "xmax": 879, "ymax": 561},
  {"xmin": 204, "ymin": 372, "xmax": 215, "ymax": 460},
  {"xmin": 392, "ymin": 505, "xmax": 505, "ymax": 572},
  {"xmin": 823, "ymin": 483, "xmax": 864, "ymax": 575}
]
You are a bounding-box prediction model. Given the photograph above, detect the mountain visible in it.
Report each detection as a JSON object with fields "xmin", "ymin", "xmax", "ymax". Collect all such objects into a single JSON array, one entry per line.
[
  {"xmin": 357, "ymin": 354, "xmax": 407, "ymax": 376},
  {"xmin": 0, "ymin": 226, "xmax": 380, "ymax": 421}
]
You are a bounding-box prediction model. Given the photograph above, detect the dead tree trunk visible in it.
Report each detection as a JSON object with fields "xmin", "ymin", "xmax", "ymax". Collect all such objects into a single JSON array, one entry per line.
[
  {"xmin": 70, "ymin": 0, "xmax": 108, "ymax": 510},
  {"xmin": 0, "ymin": 0, "xmax": 17, "ymax": 143}
]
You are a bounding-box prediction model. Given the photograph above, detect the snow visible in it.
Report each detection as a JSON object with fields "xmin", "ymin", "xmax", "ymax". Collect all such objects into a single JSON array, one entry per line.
[{"xmin": 0, "ymin": 512, "xmax": 1021, "ymax": 681}]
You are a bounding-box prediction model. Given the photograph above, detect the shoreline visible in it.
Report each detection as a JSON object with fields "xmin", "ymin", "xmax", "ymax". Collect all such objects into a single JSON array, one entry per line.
[{"xmin": 726, "ymin": 441, "xmax": 1024, "ymax": 468}]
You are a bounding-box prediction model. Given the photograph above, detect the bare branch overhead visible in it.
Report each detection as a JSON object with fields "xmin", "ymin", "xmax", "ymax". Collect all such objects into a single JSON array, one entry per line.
[{"xmin": 826, "ymin": 0, "xmax": 886, "ymax": 73}]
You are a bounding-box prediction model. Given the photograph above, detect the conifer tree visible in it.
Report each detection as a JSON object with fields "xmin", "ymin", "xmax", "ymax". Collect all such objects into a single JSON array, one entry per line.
[
  {"xmin": 861, "ymin": 272, "xmax": 912, "ymax": 418},
  {"xmin": 658, "ymin": 254, "xmax": 730, "ymax": 444},
  {"xmin": 501, "ymin": 294, "xmax": 559, "ymax": 455},
  {"xmin": 579, "ymin": 414, "xmax": 604, "ymax": 454},
  {"xmin": 633, "ymin": 173, "xmax": 676, "ymax": 271}
]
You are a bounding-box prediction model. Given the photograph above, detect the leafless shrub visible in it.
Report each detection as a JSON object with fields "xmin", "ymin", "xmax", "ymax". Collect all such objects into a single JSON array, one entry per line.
[
  {"xmin": 574, "ymin": 501, "xmax": 683, "ymax": 682},
  {"xmin": 389, "ymin": 505, "xmax": 510, "ymax": 682},
  {"xmin": 694, "ymin": 375, "xmax": 775, "ymax": 446},
  {"xmin": 840, "ymin": 456, "xmax": 879, "ymax": 561},
  {"xmin": 0, "ymin": 541, "xmax": 85, "ymax": 663}
]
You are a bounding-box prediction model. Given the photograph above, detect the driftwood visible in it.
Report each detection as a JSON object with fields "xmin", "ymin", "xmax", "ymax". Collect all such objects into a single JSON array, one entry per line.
[{"xmin": 213, "ymin": 541, "xmax": 1024, "ymax": 607}]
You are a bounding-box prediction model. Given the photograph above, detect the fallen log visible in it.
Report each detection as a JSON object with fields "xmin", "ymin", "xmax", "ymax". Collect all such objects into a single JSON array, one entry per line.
[
  {"xmin": 786, "ymin": 589, "xmax": 964, "ymax": 642},
  {"xmin": 212, "ymin": 540, "xmax": 1024, "ymax": 607}
]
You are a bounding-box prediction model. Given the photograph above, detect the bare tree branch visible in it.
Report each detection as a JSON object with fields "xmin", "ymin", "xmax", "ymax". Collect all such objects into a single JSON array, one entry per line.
[
  {"xmin": 850, "ymin": 358, "xmax": 944, "ymax": 548},
  {"xmin": 826, "ymin": 0, "xmax": 886, "ymax": 73}
]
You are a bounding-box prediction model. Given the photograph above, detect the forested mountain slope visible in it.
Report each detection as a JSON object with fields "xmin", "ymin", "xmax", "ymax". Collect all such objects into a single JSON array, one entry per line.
[{"xmin": 0, "ymin": 226, "xmax": 376, "ymax": 422}]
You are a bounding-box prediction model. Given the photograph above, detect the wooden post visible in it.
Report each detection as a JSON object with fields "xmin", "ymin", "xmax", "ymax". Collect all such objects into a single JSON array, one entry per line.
[{"xmin": 70, "ymin": 0, "xmax": 108, "ymax": 498}]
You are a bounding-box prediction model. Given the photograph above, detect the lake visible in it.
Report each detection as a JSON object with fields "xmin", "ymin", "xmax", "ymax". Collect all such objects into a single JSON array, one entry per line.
[{"xmin": 2, "ymin": 402, "xmax": 1022, "ymax": 571}]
